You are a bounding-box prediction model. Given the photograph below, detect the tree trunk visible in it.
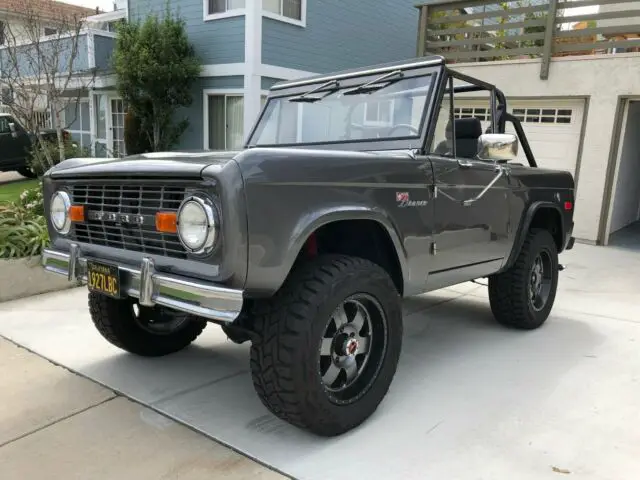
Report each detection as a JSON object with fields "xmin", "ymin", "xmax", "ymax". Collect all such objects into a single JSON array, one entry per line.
[{"xmin": 55, "ymin": 109, "xmax": 65, "ymax": 164}]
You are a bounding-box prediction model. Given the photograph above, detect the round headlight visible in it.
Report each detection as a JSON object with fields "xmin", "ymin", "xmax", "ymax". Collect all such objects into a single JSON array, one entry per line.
[
  {"xmin": 177, "ymin": 196, "xmax": 217, "ymax": 254},
  {"xmin": 50, "ymin": 191, "xmax": 71, "ymax": 234}
]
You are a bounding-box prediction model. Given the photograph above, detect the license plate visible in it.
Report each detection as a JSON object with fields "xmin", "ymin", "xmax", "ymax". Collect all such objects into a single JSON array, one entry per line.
[{"xmin": 86, "ymin": 260, "xmax": 121, "ymax": 298}]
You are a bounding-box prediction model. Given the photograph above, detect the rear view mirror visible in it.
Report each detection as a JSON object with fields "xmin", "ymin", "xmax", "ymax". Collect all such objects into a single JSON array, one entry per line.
[{"xmin": 477, "ymin": 133, "xmax": 518, "ymax": 162}]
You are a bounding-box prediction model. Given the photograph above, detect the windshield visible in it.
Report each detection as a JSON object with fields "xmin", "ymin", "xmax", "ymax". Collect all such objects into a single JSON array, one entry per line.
[{"xmin": 247, "ymin": 73, "xmax": 434, "ymax": 147}]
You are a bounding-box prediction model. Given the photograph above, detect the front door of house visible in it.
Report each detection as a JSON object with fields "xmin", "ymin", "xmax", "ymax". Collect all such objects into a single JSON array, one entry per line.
[
  {"xmin": 92, "ymin": 94, "xmax": 126, "ymax": 158},
  {"xmin": 110, "ymin": 98, "xmax": 126, "ymax": 157}
]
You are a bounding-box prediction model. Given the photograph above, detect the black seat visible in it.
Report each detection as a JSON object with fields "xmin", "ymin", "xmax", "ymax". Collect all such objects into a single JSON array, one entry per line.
[{"xmin": 453, "ymin": 117, "xmax": 483, "ymax": 158}]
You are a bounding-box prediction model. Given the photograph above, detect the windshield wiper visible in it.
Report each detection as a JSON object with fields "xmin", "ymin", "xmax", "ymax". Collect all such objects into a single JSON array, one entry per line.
[
  {"xmin": 289, "ymin": 79, "xmax": 340, "ymax": 103},
  {"xmin": 342, "ymin": 70, "xmax": 404, "ymax": 96}
]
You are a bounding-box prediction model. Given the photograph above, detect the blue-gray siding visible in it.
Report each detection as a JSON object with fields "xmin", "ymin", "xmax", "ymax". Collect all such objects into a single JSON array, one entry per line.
[
  {"xmin": 261, "ymin": 77, "xmax": 284, "ymax": 90},
  {"xmin": 262, "ymin": 0, "xmax": 417, "ymax": 74},
  {"xmin": 94, "ymin": 35, "xmax": 116, "ymax": 71},
  {"xmin": 129, "ymin": 0, "xmax": 245, "ymax": 64},
  {"xmin": 0, "ymin": 34, "xmax": 89, "ymax": 77},
  {"xmin": 175, "ymin": 75, "xmax": 244, "ymax": 149}
]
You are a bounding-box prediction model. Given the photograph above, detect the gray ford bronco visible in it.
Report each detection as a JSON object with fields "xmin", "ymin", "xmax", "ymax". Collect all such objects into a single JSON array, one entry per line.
[{"xmin": 41, "ymin": 56, "xmax": 575, "ymax": 437}]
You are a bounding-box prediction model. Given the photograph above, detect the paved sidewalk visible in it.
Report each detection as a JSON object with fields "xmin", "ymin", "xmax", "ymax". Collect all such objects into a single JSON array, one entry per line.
[{"xmin": 0, "ymin": 339, "xmax": 285, "ymax": 480}]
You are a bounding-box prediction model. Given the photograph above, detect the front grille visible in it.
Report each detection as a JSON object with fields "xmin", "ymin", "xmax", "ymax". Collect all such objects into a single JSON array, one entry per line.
[{"xmin": 69, "ymin": 182, "xmax": 190, "ymax": 259}]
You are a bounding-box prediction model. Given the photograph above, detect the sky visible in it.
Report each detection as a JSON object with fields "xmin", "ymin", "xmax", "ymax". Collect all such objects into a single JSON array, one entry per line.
[{"xmin": 63, "ymin": 0, "xmax": 119, "ymax": 13}]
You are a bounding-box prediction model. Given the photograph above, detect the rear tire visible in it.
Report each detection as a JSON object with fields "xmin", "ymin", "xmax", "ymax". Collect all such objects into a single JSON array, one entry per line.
[
  {"xmin": 488, "ymin": 229, "xmax": 559, "ymax": 330},
  {"xmin": 249, "ymin": 254, "xmax": 403, "ymax": 437},
  {"xmin": 88, "ymin": 292, "xmax": 207, "ymax": 357}
]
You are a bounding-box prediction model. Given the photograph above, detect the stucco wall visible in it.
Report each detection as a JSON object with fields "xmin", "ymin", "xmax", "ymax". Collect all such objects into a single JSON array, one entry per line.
[
  {"xmin": 445, "ymin": 53, "xmax": 640, "ymax": 243},
  {"xmin": 610, "ymin": 101, "xmax": 640, "ymax": 233}
]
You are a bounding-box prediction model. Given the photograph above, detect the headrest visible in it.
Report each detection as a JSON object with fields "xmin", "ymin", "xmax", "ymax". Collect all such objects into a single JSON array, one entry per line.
[
  {"xmin": 444, "ymin": 117, "xmax": 483, "ymax": 140},
  {"xmin": 453, "ymin": 117, "xmax": 482, "ymax": 139}
]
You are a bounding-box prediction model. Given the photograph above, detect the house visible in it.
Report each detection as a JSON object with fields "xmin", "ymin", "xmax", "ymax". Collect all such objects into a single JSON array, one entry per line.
[
  {"xmin": 3, "ymin": 0, "xmax": 418, "ymax": 160},
  {"xmin": 0, "ymin": 0, "xmax": 100, "ymax": 129},
  {"xmin": 0, "ymin": 0, "xmax": 120, "ymax": 153},
  {"xmin": 417, "ymin": 0, "xmax": 640, "ymax": 248},
  {"xmin": 124, "ymin": 0, "xmax": 419, "ymax": 151}
]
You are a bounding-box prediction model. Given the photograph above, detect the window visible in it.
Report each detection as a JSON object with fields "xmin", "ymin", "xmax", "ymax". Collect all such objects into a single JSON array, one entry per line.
[
  {"xmin": 363, "ymin": 100, "xmax": 394, "ymax": 127},
  {"xmin": 207, "ymin": 0, "xmax": 245, "ymax": 16},
  {"xmin": 512, "ymin": 107, "xmax": 572, "ymax": 124},
  {"xmin": 248, "ymin": 74, "xmax": 434, "ymax": 147},
  {"xmin": 0, "ymin": 116, "xmax": 10, "ymax": 134},
  {"xmin": 264, "ymin": 0, "xmax": 303, "ymax": 21},
  {"xmin": 65, "ymin": 100, "xmax": 91, "ymax": 150},
  {"xmin": 453, "ymin": 107, "xmax": 490, "ymax": 121},
  {"xmin": 207, "ymin": 94, "xmax": 244, "ymax": 150},
  {"xmin": 44, "ymin": 27, "xmax": 58, "ymax": 36},
  {"xmin": 430, "ymin": 80, "xmax": 494, "ymax": 159}
]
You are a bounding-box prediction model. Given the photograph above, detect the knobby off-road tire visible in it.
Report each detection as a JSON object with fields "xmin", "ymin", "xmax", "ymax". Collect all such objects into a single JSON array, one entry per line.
[
  {"xmin": 488, "ymin": 228, "xmax": 559, "ymax": 330},
  {"xmin": 249, "ymin": 254, "xmax": 403, "ymax": 437},
  {"xmin": 88, "ymin": 292, "xmax": 207, "ymax": 357}
]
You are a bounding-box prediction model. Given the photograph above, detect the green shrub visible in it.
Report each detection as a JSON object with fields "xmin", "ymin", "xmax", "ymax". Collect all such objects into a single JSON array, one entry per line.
[
  {"xmin": 124, "ymin": 109, "xmax": 152, "ymax": 155},
  {"xmin": 0, "ymin": 216, "xmax": 49, "ymax": 259},
  {"xmin": 0, "ymin": 183, "xmax": 49, "ymax": 259}
]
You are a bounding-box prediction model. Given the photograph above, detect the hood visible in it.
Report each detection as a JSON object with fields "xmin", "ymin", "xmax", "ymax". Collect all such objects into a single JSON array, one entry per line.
[{"xmin": 47, "ymin": 150, "xmax": 243, "ymax": 179}]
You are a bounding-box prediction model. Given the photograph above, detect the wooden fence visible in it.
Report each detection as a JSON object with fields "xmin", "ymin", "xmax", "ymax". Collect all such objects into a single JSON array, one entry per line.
[{"xmin": 416, "ymin": 0, "xmax": 640, "ymax": 79}]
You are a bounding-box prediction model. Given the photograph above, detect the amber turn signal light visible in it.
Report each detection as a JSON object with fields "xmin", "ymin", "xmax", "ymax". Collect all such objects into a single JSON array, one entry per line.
[
  {"xmin": 156, "ymin": 212, "xmax": 178, "ymax": 233},
  {"xmin": 69, "ymin": 205, "xmax": 85, "ymax": 223}
]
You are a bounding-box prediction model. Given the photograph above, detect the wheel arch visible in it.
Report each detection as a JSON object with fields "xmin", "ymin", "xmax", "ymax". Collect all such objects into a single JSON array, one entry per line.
[
  {"xmin": 284, "ymin": 209, "xmax": 409, "ymax": 296},
  {"xmin": 502, "ymin": 202, "xmax": 565, "ymax": 272}
]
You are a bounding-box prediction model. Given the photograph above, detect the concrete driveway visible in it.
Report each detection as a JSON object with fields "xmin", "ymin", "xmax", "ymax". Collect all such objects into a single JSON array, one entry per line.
[
  {"xmin": 0, "ymin": 171, "xmax": 23, "ymax": 184},
  {"xmin": 1, "ymin": 242, "xmax": 639, "ymax": 479}
]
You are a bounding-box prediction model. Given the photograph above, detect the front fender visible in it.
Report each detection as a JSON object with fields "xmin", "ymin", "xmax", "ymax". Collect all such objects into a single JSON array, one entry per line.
[{"xmin": 244, "ymin": 205, "xmax": 409, "ymax": 297}]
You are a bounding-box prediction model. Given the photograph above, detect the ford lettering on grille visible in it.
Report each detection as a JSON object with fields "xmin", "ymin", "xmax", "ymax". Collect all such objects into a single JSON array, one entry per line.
[{"xmin": 87, "ymin": 210, "xmax": 145, "ymax": 225}]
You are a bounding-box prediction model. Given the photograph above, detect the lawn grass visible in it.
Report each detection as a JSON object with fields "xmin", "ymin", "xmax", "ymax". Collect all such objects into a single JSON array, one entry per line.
[{"xmin": 0, "ymin": 179, "xmax": 40, "ymax": 204}]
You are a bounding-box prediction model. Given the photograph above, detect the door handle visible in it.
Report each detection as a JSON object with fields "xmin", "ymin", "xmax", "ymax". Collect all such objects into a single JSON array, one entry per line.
[
  {"xmin": 458, "ymin": 159, "xmax": 473, "ymax": 169},
  {"xmin": 462, "ymin": 167, "xmax": 505, "ymax": 207}
]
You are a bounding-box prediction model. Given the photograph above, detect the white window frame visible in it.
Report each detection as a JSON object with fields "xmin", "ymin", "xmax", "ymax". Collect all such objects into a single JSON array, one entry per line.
[
  {"xmin": 363, "ymin": 99, "xmax": 395, "ymax": 127},
  {"xmin": 203, "ymin": 0, "xmax": 246, "ymax": 22},
  {"xmin": 203, "ymin": 88, "xmax": 247, "ymax": 150},
  {"xmin": 262, "ymin": 0, "xmax": 307, "ymax": 27}
]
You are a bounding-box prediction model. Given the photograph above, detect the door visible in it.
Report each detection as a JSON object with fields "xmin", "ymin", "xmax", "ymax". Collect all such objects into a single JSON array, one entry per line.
[
  {"xmin": 0, "ymin": 115, "xmax": 17, "ymax": 167},
  {"xmin": 0, "ymin": 115, "xmax": 30, "ymax": 167},
  {"xmin": 428, "ymin": 154, "xmax": 511, "ymax": 273},
  {"xmin": 425, "ymin": 81, "xmax": 511, "ymax": 280},
  {"xmin": 93, "ymin": 94, "xmax": 109, "ymax": 157},
  {"xmin": 110, "ymin": 98, "xmax": 126, "ymax": 157}
]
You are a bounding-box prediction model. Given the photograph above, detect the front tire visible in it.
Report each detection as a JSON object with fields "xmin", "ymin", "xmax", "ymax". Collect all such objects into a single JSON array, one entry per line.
[
  {"xmin": 488, "ymin": 229, "xmax": 559, "ymax": 329},
  {"xmin": 250, "ymin": 254, "xmax": 403, "ymax": 437},
  {"xmin": 88, "ymin": 292, "xmax": 207, "ymax": 357}
]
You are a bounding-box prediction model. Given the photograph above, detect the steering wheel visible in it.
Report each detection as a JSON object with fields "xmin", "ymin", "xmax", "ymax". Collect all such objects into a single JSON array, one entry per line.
[{"xmin": 387, "ymin": 124, "xmax": 419, "ymax": 136}]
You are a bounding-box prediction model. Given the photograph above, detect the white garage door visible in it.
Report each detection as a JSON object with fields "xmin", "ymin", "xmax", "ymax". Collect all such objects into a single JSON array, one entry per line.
[{"xmin": 453, "ymin": 99, "xmax": 585, "ymax": 174}]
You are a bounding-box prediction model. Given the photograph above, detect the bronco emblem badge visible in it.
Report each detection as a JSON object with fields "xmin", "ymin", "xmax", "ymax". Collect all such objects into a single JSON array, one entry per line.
[{"xmin": 396, "ymin": 192, "xmax": 428, "ymax": 208}]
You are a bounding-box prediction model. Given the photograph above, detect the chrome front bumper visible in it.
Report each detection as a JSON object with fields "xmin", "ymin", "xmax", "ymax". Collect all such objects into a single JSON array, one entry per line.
[{"xmin": 41, "ymin": 244, "xmax": 243, "ymax": 323}]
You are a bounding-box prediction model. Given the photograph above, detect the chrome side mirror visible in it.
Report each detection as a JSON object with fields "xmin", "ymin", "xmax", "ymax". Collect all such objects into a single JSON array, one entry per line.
[
  {"xmin": 8, "ymin": 122, "xmax": 17, "ymax": 138},
  {"xmin": 477, "ymin": 133, "xmax": 518, "ymax": 161}
]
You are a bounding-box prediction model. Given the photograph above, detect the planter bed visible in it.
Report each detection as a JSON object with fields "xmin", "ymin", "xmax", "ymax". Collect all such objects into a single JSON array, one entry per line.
[{"xmin": 0, "ymin": 256, "xmax": 76, "ymax": 302}]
